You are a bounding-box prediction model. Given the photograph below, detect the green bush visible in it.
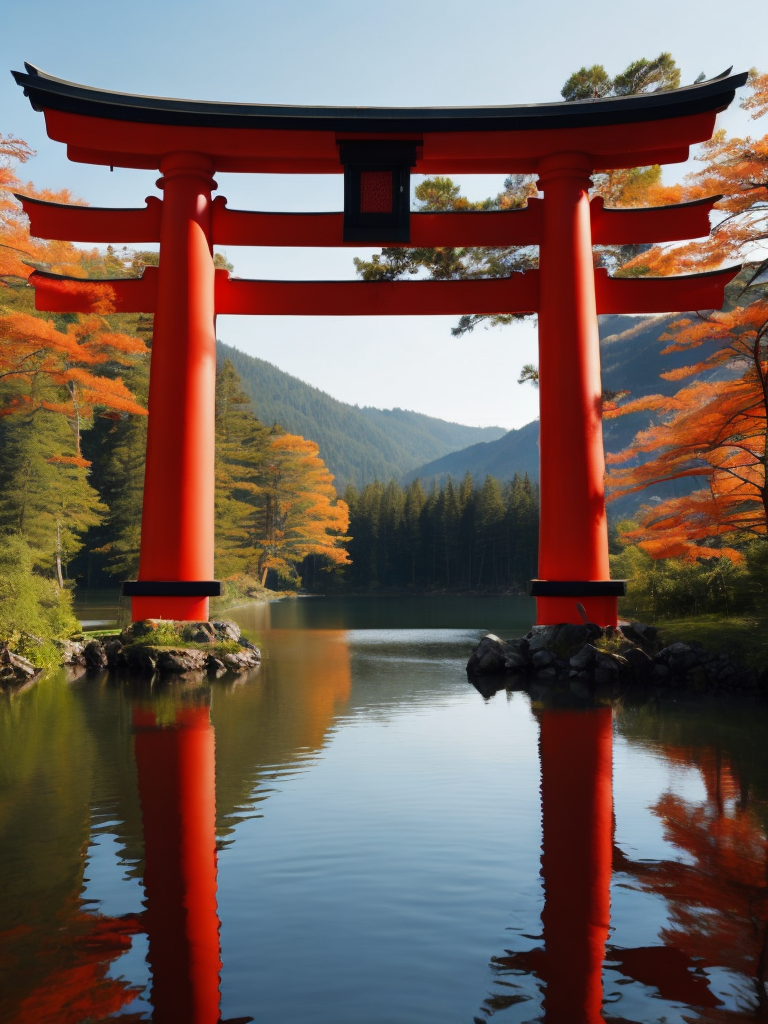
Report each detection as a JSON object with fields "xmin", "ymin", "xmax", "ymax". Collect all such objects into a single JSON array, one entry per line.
[
  {"xmin": 0, "ymin": 535, "xmax": 80, "ymax": 666},
  {"xmin": 611, "ymin": 534, "xmax": 757, "ymax": 620}
]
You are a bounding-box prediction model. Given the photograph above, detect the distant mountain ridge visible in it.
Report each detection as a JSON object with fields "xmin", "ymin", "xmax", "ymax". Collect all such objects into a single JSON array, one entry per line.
[
  {"xmin": 216, "ymin": 341, "xmax": 506, "ymax": 488},
  {"xmin": 406, "ymin": 313, "xmax": 734, "ymax": 515}
]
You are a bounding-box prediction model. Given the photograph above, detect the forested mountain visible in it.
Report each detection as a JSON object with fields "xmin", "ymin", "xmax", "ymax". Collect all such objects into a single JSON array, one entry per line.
[
  {"xmin": 405, "ymin": 311, "xmax": 738, "ymax": 515},
  {"xmin": 216, "ymin": 341, "xmax": 505, "ymax": 488}
]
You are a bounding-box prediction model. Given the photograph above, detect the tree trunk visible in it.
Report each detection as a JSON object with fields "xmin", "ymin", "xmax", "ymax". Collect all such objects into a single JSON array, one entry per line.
[{"xmin": 56, "ymin": 521, "xmax": 64, "ymax": 589}]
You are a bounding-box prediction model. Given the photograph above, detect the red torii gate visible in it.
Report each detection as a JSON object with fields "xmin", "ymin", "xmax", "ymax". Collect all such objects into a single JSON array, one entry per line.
[{"xmin": 12, "ymin": 64, "xmax": 747, "ymax": 626}]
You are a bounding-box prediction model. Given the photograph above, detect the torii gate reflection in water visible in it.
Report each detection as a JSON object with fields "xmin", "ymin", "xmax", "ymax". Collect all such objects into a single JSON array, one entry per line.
[{"xmin": 12, "ymin": 64, "xmax": 747, "ymax": 626}]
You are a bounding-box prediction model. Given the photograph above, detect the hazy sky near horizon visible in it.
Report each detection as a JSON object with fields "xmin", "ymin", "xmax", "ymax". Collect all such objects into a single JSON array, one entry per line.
[{"xmin": 3, "ymin": 1, "xmax": 766, "ymax": 430}]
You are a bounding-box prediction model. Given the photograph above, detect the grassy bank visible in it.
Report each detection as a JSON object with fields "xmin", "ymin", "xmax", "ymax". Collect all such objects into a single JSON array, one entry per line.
[{"xmin": 655, "ymin": 614, "xmax": 768, "ymax": 672}]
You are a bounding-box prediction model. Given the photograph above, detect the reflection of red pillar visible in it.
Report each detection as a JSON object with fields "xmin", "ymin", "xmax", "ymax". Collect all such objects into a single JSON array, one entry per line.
[
  {"xmin": 539, "ymin": 706, "xmax": 613, "ymax": 1023},
  {"xmin": 133, "ymin": 705, "xmax": 222, "ymax": 1024},
  {"xmin": 536, "ymin": 153, "xmax": 617, "ymax": 628},
  {"xmin": 132, "ymin": 152, "xmax": 217, "ymax": 623}
]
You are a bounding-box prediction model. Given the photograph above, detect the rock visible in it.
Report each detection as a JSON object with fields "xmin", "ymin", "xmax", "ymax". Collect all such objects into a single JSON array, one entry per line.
[
  {"xmin": 660, "ymin": 642, "xmax": 700, "ymax": 673},
  {"xmin": 212, "ymin": 620, "xmax": 241, "ymax": 643},
  {"xmin": 238, "ymin": 637, "xmax": 261, "ymax": 656},
  {"xmin": 618, "ymin": 623, "xmax": 644, "ymax": 646},
  {"xmin": 570, "ymin": 644, "xmax": 598, "ymax": 672},
  {"xmin": 594, "ymin": 651, "xmax": 626, "ymax": 684},
  {"xmin": 532, "ymin": 649, "xmax": 555, "ymax": 670},
  {"xmin": 553, "ymin": 624, "xmax": 590, "ymax": 650},
  {"xmin": 466, "ymin": 619, "xmax": 748, "ymax": 695},
  {"xmin": 121, "ymin": 645, "xmax": 159, "ymax": 674},
  {"xmin": 55, "ymin": 639, "xmax": 86, "ymax": 666},
  {"xmin": 182, "ymin": 621, "xmax": 216, "ymax": 644},
  {"xmin": 83, "ymin": 640, "xmax": 108, "ymax": 670},
  {"xmin": 103, "ymin": 637, "xmax": 124, "ymax": 667},
  {"xmin": 623, "ymin": 646, "xmax": 654, "ymax": 685},
  {"xmin": 206, "ymin": 655, "xmax": 228, "ymax": 678},
  {"xmin": 504, "ymin": 649, "xmax": 528, "ymax": 672},
  {"xmin": 0, "ymin": 646, "xmax": 42, "ymax": 688},
  {"xmin": 156, "ymin": 648, "xmax": 208, "ymax": 674},
  {"xmin": 468, "ymin": 635, "xmax": 518, "ymax": 676},
  {"xmin": 120, "ymin": 619, "xmax": 166, "ymax": 644},
  {"xmin": 525, "ymin": 626, "xmax": 556, "ymax": 653},
  {"xmin": 222, "ymin": 649, "xmax": 261, "ymax": 672}
]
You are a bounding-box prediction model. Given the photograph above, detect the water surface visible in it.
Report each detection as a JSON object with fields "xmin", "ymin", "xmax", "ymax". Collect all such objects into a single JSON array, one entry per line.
[{"xmin": 2, "ymin": 596, "xmax": 767, "ymax": 1022}]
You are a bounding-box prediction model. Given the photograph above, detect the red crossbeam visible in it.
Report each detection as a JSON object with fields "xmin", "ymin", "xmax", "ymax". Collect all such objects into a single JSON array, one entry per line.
[
  {"xmin": 29, "ymin": 265, "xmax": 741, "ymax": 317},
  {"xmin": 17, "ymin": 194, "xmax": 162, "ymax": 243},
  {"xmin": 211, "ymin": 197, "xmax": 543, "ymax": 247},
  {"xmin": 214, "ymin": 272, "xmax": 540, "ymax": 316},
  {"xmin": 594, "ymin": 266, "xmax": 740, "ymax": 314},
  {"xmin": 19, "ymin": 192, "xmax": 721, "ymax": 249},
  {"xmin": 590, "ymin": 195, "xmax": 720, "ymax": 244},
  {"xmin": 29, "ymin": 268, "xmax": 159, "ymax": 313}
]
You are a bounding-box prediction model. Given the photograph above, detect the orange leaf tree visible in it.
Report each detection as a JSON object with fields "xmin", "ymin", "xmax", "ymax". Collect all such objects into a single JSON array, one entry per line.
[
  {"xmin": 606, "ymin": 71, "xmax": 768, "ymax": 561},
  {"xmin": 0, "ymin": 137, "xmax": 149, "ymax": 585},
  {"xmin": 213, "ymin": 359, "xmax": 350, "ymax": 591},
  {"xmin": 258, "ymin": 432, "xmax": 350, "ymax": 586}
]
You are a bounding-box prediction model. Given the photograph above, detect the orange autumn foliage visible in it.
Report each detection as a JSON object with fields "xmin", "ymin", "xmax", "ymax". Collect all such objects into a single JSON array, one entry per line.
[
  {"xmin": 1, "ymin": 136, "xmax": 148, "ymax": 464},
  {"xmin": 617, "ymin": 740, "xmax": 768, "ymax": 1010},
  {"xmin": 606, "ymin": 72, "xmax": 768, "ymax": 560},
  {"xmin": 0, "ymin": 899, "xmax": 143, "ymax": 1024},
  {"xmin": 259, "ymin": 432, "xmax": 350, "ymax": 582}
]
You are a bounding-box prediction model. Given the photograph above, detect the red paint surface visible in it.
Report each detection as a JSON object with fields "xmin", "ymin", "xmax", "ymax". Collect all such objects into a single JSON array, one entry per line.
[
  {"xmin": 538, "ymin": 706, "xmax": 613, "ymax": 1023},
  {"xmin": 536, "ymin": 153, "xmax": 615, "ymax": 626},
  {"xmin": 359, "ymin": 170, "xmax": 393, "ymax": 213},
  {"xmin": 214, "ymin": 271, "xmax": 539, "ymax": 316},
  {"xmin": 30, "ymin": 260, "xmax": 738, "ymax": 321},
  {"xmin": 133, "ymin": 705, "xmax": 221, "ymax": 1024},
  {"xmin": 589, "ymin": 194, "xmax": 720, "ymax": 244},
  {"xmin": 211, "ymin": 198, "xmax": 543, "ymax": 247},
  {"xmin": 18, "ymin": 193, "xmax": 162, "ymax": 243},
  {"xmin": 30, "ymin": 267, "xmax": 158, "ymax": 314},
  {"xmin": 134, "ymin": 153, "xmax": 216, "ymax": 621},
  {"xmin": 43, "ymin": 107, "xmax": 719, "ymax": 172}
]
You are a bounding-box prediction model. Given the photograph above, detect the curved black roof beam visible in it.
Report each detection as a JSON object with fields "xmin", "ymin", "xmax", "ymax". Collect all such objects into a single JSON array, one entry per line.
[{"xmin": 11, "ymin": 63, "xmax": 749, "ymax": 133}]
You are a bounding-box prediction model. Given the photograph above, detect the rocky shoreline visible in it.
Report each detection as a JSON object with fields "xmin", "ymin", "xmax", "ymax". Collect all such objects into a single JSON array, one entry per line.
[
  {"xmin": 1, "ymin": 619, "xmax": 261, "ymax": 690},
  {"xmin": 467, "ymin": 621, "xmax": 762, "ymax": 696}
]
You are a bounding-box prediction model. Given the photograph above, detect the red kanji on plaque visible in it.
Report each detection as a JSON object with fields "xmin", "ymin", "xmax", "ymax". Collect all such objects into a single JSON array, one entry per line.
[{"xmin": 359, "ymin": 171, "xmax": 393, "ymax": 213}]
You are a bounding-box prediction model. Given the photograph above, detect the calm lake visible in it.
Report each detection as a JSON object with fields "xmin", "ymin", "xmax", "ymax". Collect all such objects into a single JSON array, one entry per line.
[{"xmin": 2, "ymin": 595, "xmax": 768, "ymax": 1023}]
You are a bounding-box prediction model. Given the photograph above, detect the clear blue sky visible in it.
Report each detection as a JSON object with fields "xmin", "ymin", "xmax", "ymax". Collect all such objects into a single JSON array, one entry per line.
[{"xmin": 2, "ymin": 1, "xmax": 766, "ymax": 429}]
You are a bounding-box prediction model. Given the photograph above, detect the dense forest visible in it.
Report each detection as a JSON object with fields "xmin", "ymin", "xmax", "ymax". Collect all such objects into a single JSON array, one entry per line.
[
  {"xmin": 1, "ymin": 55, "xmax": 767, "ymax": 663},
  {"xmin": 341, "ymin": 473, "xmax": 539, "ymax": 592},
  {"xmin": 217, "ymin": 341, "xmax": 505, "ymax": 489}
]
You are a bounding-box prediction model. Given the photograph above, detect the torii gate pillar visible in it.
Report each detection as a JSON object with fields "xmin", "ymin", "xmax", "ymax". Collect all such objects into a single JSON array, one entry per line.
[
  {"xmin": 132, "ymin": 153, "xmax": 218, "ymax": 623},
  {"xmin": 536, "ymin": 153, "xmax": 617, "ymax": 627}
]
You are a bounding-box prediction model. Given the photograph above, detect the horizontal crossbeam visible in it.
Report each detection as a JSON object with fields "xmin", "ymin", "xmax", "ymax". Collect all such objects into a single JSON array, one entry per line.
[
  {"xmin": 16, "ymin": 193, "xmax": 162, "ymax": 243},
  {"xmin": 594, "ymin": 265, "xmax": 740, "ymax": 313},
  {"xmin": 590, "ymin": 195, "xmax": 720, "ymax": 244},
  {"xmin": 212, "ymin": 198, "xmax": 543, "ymax": 247},
  {"xmin": 29, "ymin": 268, "xmax": 159, "ymax": 312},
  {"xmin": 18, "ymin": 192, "xmax": 722, "ymax": 248},
  {"xmin": 215, "ymin": 273, "xmax": 540, "ymax": 315},
  {"xmin": 28, "ymin": 264, "xmax": 741, "ymax": 317}
]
